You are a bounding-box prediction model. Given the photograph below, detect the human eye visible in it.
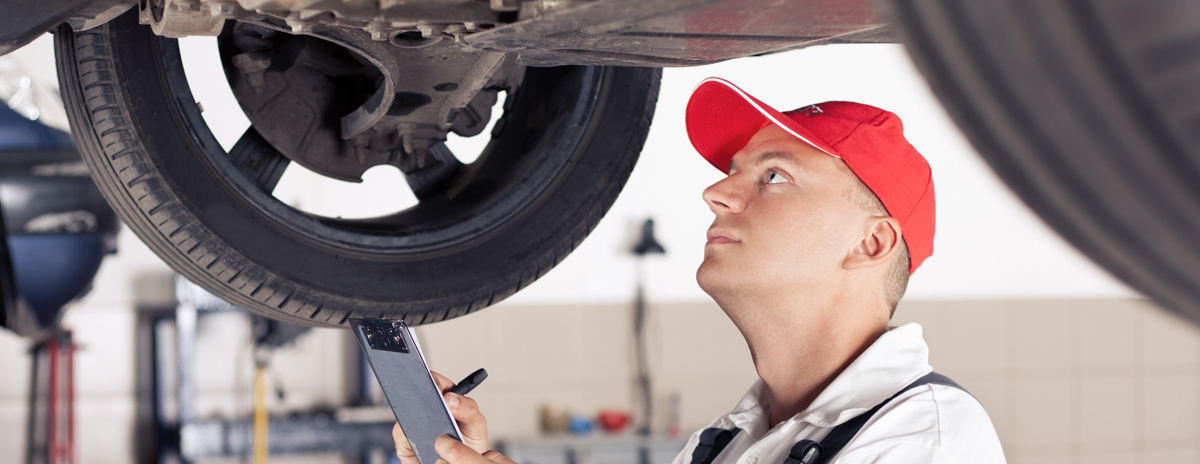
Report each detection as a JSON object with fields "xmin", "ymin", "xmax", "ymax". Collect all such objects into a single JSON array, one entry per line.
[{"xmin": 766, "ymin": 170, "xmax": 788, "ymax": 184}]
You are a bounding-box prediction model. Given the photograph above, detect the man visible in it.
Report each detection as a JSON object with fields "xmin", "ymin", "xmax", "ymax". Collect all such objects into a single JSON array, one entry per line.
[{"xmin": 395, "ymin": 77, "xmax": 1006, "ymax": 464}]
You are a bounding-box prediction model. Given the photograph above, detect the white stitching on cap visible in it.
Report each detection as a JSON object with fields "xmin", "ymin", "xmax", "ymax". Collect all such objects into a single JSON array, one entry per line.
[{"xmin": 695, "ymin": 77, "xmax": 841, "ymax": 159}]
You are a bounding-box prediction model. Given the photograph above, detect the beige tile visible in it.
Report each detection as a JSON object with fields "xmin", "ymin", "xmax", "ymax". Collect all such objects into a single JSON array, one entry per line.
[
  {"xmin": 570, "ymin": 304, "xmax": 632, "ymax": 385},
  {"xmin": 1011, "ymin": 300, "xmax": 1074, "ymax": 372},
  {"xmin": 1012, "ymin": 375, "xmax": 1073, "ymax": 451},
  {"xmin": 419, "ymin": 306, "xmax": 508, "ymax": 386},
  {"xmin": 1007, "ymin": 449, "xmax": 1075, "ymax": 464},
  {"xmin": 1143, "ymin": 448, "xmax": 1197, "ymax": 463},
  {"xmin": 1078, "ymin": 373, "xmax": 1138, "ymax": 448},
  {"xmin": 922, "ymin": 301, "xmax": 1010, "ymax": 375},
  {"xmin": 656, "ymin": 302, "xmax": 754, "ymax": 388},
  {"xmin": 1143, "ymin": 374, "xmax": 1197, "ymax": 445},
  {"xmin": 890, "ymin": 300, "xmax": 940, "ymax": 328},
  {"xmin": 1078, "ymin": 300, "xmax": 1142, "ymax": 371},
  {"xmin": 488, "ymin": 305, "xmax": 575, "ymax": 388},
  {"xmin": 1140, "ymin": 304, "xmax": 1200, "ymax": 370},
  {"xmin": 1075, "ymin": 450, "xmax": 1137, "ymax": 464},
  {"xmin": 486, "ymin": 391, "xmax": 541, "ymax": 439}
]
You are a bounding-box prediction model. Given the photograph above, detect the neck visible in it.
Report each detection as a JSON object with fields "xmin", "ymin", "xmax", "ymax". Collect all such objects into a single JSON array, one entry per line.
[{"xmin": 716, "ymin": 287, "xmax": 888, "ymax": 427}]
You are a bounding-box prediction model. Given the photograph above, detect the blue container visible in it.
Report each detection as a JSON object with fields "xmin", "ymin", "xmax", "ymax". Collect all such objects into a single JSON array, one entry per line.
[
  {"xmin": 8, "ymin": 233, "xmax": 109, "ymax": 327},
  {"xmin": 568, "ymin": 415, "xmax": 594, "ymax": 435}
]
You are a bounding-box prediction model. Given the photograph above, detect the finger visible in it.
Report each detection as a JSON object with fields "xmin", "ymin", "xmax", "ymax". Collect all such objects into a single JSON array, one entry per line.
[
  {"xmin": 436, "ymin": 435, "xmax": 493, "ymax": 464},
  {"xmin": 392, "ymin": 423, "xmax": 421, "ymax": 464},
  {"xmin": 431, "ymin": 371, "xmax": 456, "ymax": 392},
  {"xmin": 444, "ymin": 392, "xmax": 488, "ymax": 453},
  {"xmin": 483, "ymin": 450, "xmax": 519, "ymax": 464}
]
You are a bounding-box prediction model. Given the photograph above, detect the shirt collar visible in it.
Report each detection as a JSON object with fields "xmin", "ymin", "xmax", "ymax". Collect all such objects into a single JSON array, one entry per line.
[{"xmin": 724, "ymin": 323, "xmax": 933, "ymax": 432}]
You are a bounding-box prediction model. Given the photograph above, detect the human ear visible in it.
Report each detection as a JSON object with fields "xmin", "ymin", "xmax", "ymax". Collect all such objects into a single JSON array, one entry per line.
[{"xmin": 843, "ymin": 218, "xmax": 901, "ymax": 270}]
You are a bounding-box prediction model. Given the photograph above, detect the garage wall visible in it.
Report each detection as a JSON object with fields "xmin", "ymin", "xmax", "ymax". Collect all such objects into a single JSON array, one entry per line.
[
  {"xmin": 2, "ymin": 254, "xmax": 1198, "ymax": 464},
  {"xmin": 895, "ymin": 299, "xmax": 1200, "ymax": 463},
  {"xmin": 421, "ymin": 298, "xmax": 1200, "ymax": 464},
  {"xmin": 417, "ymin": 300, "xmax": 757, "ymax": 436}
]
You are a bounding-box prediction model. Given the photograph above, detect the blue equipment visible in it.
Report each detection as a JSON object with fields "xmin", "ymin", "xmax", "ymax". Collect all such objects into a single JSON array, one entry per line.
[{"xmin": 0, "ymin": 102, "xmax": 118, "ymax": 339}]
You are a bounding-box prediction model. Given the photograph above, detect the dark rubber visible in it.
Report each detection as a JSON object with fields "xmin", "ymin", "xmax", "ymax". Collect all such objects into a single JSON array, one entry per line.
[
  {"xmin": 881, "ymin": 0, "xmax": 1200, "ymax": 322},
  {"xmin": 54, "ymin": 14, "xmax": 660, "ymax": 327}
]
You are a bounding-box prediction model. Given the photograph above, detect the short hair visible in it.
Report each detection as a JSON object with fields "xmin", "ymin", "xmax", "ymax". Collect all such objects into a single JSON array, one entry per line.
[{"xmin": 846, "ymin": 175, "xmax": 910, "ymax": 318}]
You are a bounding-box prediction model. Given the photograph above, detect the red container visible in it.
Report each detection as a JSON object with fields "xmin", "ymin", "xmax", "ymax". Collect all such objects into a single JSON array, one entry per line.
[{"xmin": 596, "ymin": 410, "xmax": 630, "ymax": 434}]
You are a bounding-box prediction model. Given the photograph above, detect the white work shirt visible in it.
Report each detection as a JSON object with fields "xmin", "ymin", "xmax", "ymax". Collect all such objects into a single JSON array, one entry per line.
[{"xmin": 672, "ymin": 323, "xmax": 1005, "ymax": 464}]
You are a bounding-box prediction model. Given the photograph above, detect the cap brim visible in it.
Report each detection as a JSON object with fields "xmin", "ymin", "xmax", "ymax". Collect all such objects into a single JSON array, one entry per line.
[{"xmin": 686, "ymin": 77, "xmax": 840, "ymax": 173}]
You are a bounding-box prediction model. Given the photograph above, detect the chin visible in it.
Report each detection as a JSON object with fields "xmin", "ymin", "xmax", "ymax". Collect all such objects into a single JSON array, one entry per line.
[{"xmin": 696, "ymin": 259, "xmax": 731, "ymax": 298}]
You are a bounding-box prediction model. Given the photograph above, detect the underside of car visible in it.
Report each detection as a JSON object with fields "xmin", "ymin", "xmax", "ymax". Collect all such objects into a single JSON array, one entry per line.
[{"xmin": 2, "ymin": 0, "xmax": 1200, "ymax": 334}]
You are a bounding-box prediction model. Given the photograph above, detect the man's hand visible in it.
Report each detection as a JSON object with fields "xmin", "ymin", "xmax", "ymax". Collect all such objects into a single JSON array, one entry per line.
[
  {"xmin": 433, "ymin": 434, "xmax": 518, "ymax": 464},
  {"xmin": 392, "ymin": 371, "xmax": 491, "ymax": 464}
]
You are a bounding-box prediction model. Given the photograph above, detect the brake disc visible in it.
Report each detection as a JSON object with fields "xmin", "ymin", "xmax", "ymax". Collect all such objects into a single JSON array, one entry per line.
[{"xmin": 218, "ymin": 20, "xmax": 523, "ymax": 197}]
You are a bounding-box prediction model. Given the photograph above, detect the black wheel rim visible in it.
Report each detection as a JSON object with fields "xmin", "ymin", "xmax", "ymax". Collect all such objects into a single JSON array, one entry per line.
[{"xmin": 157, "ymin": 27, "xmax": 605, "ymax": 258}]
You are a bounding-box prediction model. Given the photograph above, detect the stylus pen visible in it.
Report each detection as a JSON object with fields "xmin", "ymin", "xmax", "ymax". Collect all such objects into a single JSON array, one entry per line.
[{"xmin": 449, "ymin": 368, "xmax": 488, "ymax": 395}]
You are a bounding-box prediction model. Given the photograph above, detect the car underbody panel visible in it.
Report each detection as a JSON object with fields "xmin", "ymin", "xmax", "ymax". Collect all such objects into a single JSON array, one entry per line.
[
  {"xmin": 7, "ymin": 0, "xmax": 892, "ymax": 65},
  {"xmin": 35, "ymin": 0, "xmax": 885, "ymax": 184}
]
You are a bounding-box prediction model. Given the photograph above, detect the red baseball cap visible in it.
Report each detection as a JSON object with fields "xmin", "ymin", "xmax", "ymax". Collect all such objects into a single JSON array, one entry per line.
[{"xmin": 686, "ymin": 77, "xmax": 935, "ymax": 274}]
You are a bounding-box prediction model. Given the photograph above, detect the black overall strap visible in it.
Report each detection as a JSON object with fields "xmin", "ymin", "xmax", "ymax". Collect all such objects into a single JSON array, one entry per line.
[
  {"xmin": 689, "ymin": 427, "xmax": 742, "ymax": 464},
  {"xmin": 809, "ymin": 372, "xmax": 968, "ymax": 464}
]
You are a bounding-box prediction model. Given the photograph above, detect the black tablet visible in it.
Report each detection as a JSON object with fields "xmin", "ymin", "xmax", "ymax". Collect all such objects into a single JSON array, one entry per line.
[{"xmin": 350, "ymin": 318, "xmax": 463, "ymax": 464}]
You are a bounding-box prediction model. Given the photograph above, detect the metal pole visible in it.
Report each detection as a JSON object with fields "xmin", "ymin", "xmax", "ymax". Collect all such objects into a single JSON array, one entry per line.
[
  {"xmin": 253, "ymin": 359, "xmax": 269, "ymax": 464},
  {"xmin": 64, "ymin": 334, "xmax": 75, "ymax": 464},
  {"xmin": 47, "ymin": 337, "xmax": 58, "ymax": 464},
  {"xmin": 153, "ymin": 316, "xmax": 176, "ymax": 464},
  {"xmin": 630, "ymin": 218, "xmax": 664, "ymax": 464},
  {"xmin": 26, "ymin": 342, "xmax": 44, "ymax": 464},
  {"xmin": 634, "ymin": 265, "xmax": 651, "ymax": 437},
  {"xmin": 176, "ymin": 298, "xmax": 197, "ymax": 426}
]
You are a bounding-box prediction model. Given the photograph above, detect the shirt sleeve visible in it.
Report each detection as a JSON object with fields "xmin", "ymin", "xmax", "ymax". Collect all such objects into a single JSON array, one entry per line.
[{"xmin": 828, "ymin": 385, "xmax": 1007, "ymax": 464}]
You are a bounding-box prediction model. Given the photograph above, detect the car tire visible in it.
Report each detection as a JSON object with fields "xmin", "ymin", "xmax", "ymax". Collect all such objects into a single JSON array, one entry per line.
[
  {"xmin": 55, "ymin": 12, "xmax": 661, "ymax": 327},
  {"xmin": 880, "ymin": 0, "xmax": 1200, "ymax": 322}
]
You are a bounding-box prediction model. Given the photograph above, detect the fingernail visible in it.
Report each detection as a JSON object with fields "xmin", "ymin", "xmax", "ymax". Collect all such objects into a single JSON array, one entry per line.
[
  {"xmin": 436, "ymin": 459, "xmax": 448, "ymax": 464},
  {"xmin": 446, "ymin": 393, "xmax": 460, "ymax": 410}
]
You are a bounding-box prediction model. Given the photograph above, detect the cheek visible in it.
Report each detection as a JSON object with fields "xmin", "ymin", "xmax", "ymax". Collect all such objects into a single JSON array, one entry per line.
[{"xmin": 770, "ymin": 205, "xmax": 853, "ymax": 262}]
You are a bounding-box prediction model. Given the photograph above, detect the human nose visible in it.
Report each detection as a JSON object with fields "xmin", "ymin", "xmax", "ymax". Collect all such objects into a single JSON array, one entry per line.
[{"xmin": 703, "ymin": 176, "xmax": 745, "ymax": 213}]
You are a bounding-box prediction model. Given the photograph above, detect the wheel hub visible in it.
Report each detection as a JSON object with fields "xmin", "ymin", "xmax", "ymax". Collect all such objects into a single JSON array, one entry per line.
[{"xmin": 219, "ymin": 20, "xmax": 524, "ymax": 197}]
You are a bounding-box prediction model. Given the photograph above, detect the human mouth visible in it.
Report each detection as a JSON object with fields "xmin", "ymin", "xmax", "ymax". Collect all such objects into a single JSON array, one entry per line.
[{"xmin": 706, "ymin": 228, "xmax": 740, "ymax": 245}]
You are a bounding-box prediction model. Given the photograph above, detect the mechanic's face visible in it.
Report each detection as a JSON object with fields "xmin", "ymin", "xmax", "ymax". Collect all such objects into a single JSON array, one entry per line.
[{"xmin": 697, "ymin": 124, "xmax": 870, "ymax": 307}]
